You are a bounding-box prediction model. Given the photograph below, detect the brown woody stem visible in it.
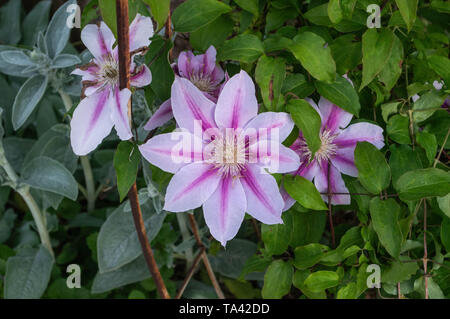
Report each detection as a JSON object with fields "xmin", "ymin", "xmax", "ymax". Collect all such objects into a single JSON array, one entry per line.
[{"xmin": 116, "ymin": 0, "xmax": 170, "ymax": 299}]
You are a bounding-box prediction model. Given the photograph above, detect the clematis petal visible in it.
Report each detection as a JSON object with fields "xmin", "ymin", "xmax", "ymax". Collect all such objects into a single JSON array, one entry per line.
[
  {"xmin": 203, "ymin": 176, "xmax": 247, "ymax": 247},
  {"xmin": 139, "ymin": 131, "xmax": 203, "ymax": 173},
  {"xmin": 171, "ymin": 77, "xmax": 217, "ymax": 133},
  {"xmin": 109, "ymin": 87, "xmax": 133, "ymax": 140},
  {"xmin": 210, "ymin": 64, "xmax": 225, "ymax": 86},
  {"xmin": 143, "ymin": 99, "xmax": 173, "ymax": 131},
  {"xmin": 72, "ymin": 65, "xmax": 99, "ymax": 82},
  {"xmin": 81, "ymin": 22, "xmax": 115, "ymax": 60},
  {"xmin": 130, "ymin": 65, "xmax": 152, "ymax": 87},
  {"xmin": 70, "ymin": 89, "xmax": 113, "ymax": 156},
  {"xmin": 240, "ymin": 164, "xmax": 284, "ymax": 224},
  {"xmin": 177, "ymin": 51, "xmax": 195, "ymax": 78},
  {"xmin": 129, "ymin": 14, "xmax": 154, "ymax": 52},
  {"xmin": 215, "ymin": 70, "xmax": 258, "ymax": 129},
  {"xmin": 249, "ymin": 140, "xmax": 300, "ymax": 174},
  {"xmin": 244, "ymin": 112, "xmax": 294, "ymax": 143},
  {"xmin": 164, "ymin": 163, "xmax": 222, "ymax": 212},
  {"xmin": 202, "ymin": 46, "xmax": 217, "ymax": 76},
  {"xmin": 331, "ymin": 122, "xmax": 384, "ymax": 177},
  {"xmin": 295, "ymin": 159, "xmax": 320, "ymax": 181},
  {"xmin": 334, "ymin": 122, "xmax": 384, "ymax": 149},
  {"xmin": 318, "ymin": 97, "xmax": 353, "ymax": 133},
  {"xmin": 280, "ymin": 186, "xmax": 296, "ymax": 211},
  {"xmin": 314, "ymin": 160, "xmax": 350, "ymax": 205}
]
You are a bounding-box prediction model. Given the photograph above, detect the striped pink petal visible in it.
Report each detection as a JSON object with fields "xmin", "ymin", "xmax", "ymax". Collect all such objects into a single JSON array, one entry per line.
[
  {"xmin": 164, "ymin": 163, "xmax": 221, "ymax": 212},
  {"xmin": 139, "ymin": 131, "xmax": 203, "ymax": 173},
  {"xmin": 129, "ymin": 14, "xmax": 154, "ymax": 52},
  {"xmin": 314, "ymin": 160, "xmax": 350, "ymax": 205},
  {"xmin": 171, "ymin": 77, "xmax": 217, "ymax": 133},
  {"xmin": 244, "ymin": 112, "xmax": 294, "ymax": 143},
  {"xmin": 81, "ymin": 22, "xmax": 115, "ymax": 60},
  {"xmin": 203, "ymin": 176, "xmax": 247, "ymax": 247},
  {"xmin": 240, "ymin": 164, "xmax": 284, "ymax": 224},
  {"xmin": 70, "ymin": 89, "xmax": 113, "ymax": 156},
  {"xmin": 318, "ymin": 97, "xmax": 353, "ymax": 134},
  {"xmin": 109, "ymin": 87, "xmax": 132, "ymax": 141},
  {"xmin": 248, "ymin": 140, "xmax": 300, "ymax": 174},
  {"xmin": 215, "ymin": 70, "xmax": 258, "ymax": 129},
  {"xmin": 130, "ymin": 65, "xmax": 152, "ymax": 87},
  {"xmin": 144, "ymin": 99, "xmax": 173, "ymax": 131}
]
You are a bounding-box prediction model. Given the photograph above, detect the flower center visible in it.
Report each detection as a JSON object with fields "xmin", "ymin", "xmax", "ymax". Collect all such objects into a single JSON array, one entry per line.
[
  {"xmin": 297, "ymin": 129, "xmax": 338, "ymax": 162},
  {"xmin": 98, "ymin": 55, "xmax": 119, "ymax": 87},
  {"xmin": 205, "ymin": 131, "xmax": 247, "ymax": 177},
  {"xmin": 190, "ymin": 73, "xmax": 213, "ymax": 93}
]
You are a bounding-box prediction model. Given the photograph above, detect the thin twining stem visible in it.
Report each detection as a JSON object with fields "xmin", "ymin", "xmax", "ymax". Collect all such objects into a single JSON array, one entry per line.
[
  {"xmin": 175, "ymin": 247, "xmax": 205, "ymax": 299},
  {"xmin": 116, "ymin": 0, "xmax": 170, "ymax": 299},
  {"xmin": 320, "ymin": 192, "xmax": 399, "ymax": 198},
  {"xmin": 188, "ymin": 214, "xmax": 225, "ymax": 299}
]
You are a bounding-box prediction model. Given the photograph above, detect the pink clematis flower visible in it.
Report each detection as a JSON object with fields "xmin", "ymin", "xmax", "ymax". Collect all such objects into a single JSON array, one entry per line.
[
  {"xmin": 283, "ymin": 97, "xmax": 385, "ymax": 210},
  {"xmin": 139, "ymin": 70, "xmax": 300, "ymax": 246},
  {"xmin": 143, "ymin": 45, "xmax": 225, "ymax": 131},
  {"xmin": 70, "ymin": 14, "xmax": 153, "ymax": 156}
]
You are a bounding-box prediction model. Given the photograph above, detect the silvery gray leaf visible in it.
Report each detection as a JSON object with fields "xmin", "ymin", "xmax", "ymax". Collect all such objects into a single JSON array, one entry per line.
[
  {"xmin": 45, "ymin": 0, "xmax": 76, "ymax": 59},
  {"xmin": 51, "ymin": 54, "xmax": 81, "ymax": 69}
]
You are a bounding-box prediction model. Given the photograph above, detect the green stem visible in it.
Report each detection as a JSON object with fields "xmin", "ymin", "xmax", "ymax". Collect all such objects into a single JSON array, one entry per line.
[
  {"xmin": 0, "ymin": 147, "xmax": 53, "ymax": 256},
  {"xmin": 80, "ymin": 156, "xmax": 96, "ymax": 212},
  {"xmin": 58, "ymin": 89, "xmax": 96, "ymax": 212}
]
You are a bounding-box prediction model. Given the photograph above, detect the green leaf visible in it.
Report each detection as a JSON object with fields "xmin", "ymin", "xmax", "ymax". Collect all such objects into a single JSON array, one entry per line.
[
  {"xmin": 114, "ymin": 141, "xmax": 141, "ymax": 202},
  {"xmin": 21, "ymin": 156, "xmax": 78, "ymax": 200},
  {"xmin": 414, "ymin": 276, "xmax": 445, "ymax": 299},
  {"xmin": 290, "ymin": 210, "xmax": 327, "ymax": 247},
  {"xmin": 337, "ymin": 282, "xmax": 357, "ymax": 299},
  {"xmin": 441, "ymin": 218, "xmax": 450, "ymax": 252},
  {"xmin": 172, "ymin": 0, "xmax": 232, "ymax": 32},
  {"xmin": 397, "ymin": 168, "xmax": 450, "ymax": 201},
  {"xmin": 92, "ymin": 255, "xmax": 151, "ymax": 294},
  {"xmin": 354, "ymin": 142, "xmax": 391, "ymax": 194},
  {"xmin": 387, "ymin": 115, "xmax": 411, "ymax": 145},
  {"xmin": 98, "ymin": 0, "xmax": 117, "ymax": 37},
  {"xmin": 389, "ymin": 144, "xmax": 422, "ymax": 190},
  {"xmin": 217, "ymin": 34, "xmax": 264, "ymax": 64},
  {"xmin": 315, "ymin": 76, "xmax": 361, "ymax": 116},
  {"xmin": 262, "ymin": 260, "xmax": 293, "ymax": 299},
  {"xmin": 282, "ymin": 73, "xmax": 315, "ymax": 99},
  {"xmin": 261, "ymin": 212, "xmax": 292, "ymax": 256},
  {"xmin": 381, "ymin": 102, "xmax": 400, "ymax": 123},
  {"xmin": 330, "ymin": 34, "xmax": 362, "ymax": 75},
  {"xmin": 294, "ymin": 243, "xmax": 327, "ymax": 270},
  {"xmin": 146, "ymin": 36, "xmax": 174, "ymax": 101},
  {"xmin": 292, "ymin": 269, "xmax": 327, "ymax": 299},
  {"xmin": 287, "ymin": 99, "xmax": 321, "ymax": 155},
  {"xmin": 4, "ymin": 245, "xmax": 54, "ymax": 299},
  {"xmin": 234, "ymin": 0, "xmax": 259, "ymax": 17},
  {"xmin": 328, "ymin": 0, "xmax": 343, "ymax": 24},
  {"xmin": 378, "ymin": 34, "xmax": 403, "ymax": 91},
  {"xmin": 97, "ymin": 200, "xmax": 166, "ymax": 272},
  {"xmin": 0, "ymin": 0, "xmax": 21, "ymax": 45},
  {"xmin": 143, "ymin": 0, "xmax": 170, "ymax": 30},
  {"xmin": 395, "ymin": 0, "xmax": 418, "ymax": 32},
  {"xmin": 360, "ymin": 28, "xmax": 395, "ymax": 90},
  {"xmin": 289, "ymin": 32, "xmax": 336, "ymax": 83},
  {"xmin": 416, "ymin": 131, "xmax": 437, "ymax": 165},
  {"xmin": 382, "ymin": 257, "xmax": 419, "ymax": 284},
  {"xmin": 413, "ymin": 91, "xmax": 447, "ymax": 123},
  {"xmin": 255, "ymin": 55, "xmax": 286, "ymax": 111},
  {"xmin": 304, "ymin": 270, "xmax": 339, "ymax": 292},
  {"xmin": 437, "ymin": 194, "xmax": 450, "ymax": 218},
  {"xmin": 45, "ymin": 0, "xmax": 76, "ymax": 58},
  {"xmin": 22, "ymin": 0, "xmax": 51, "ymax": 46},
  {"xmin": 284, "ymin": 175, "xmax": 327, "ymax": 211},
  {"xmin": 369, "ymin": 197, "xmax": 403, "ymax": 258},
  {"xmin": 190, "ymin": 14, "xmax": 233, "ymax": 52},
  {"xmin": 12, "ymin": 74, "xmax": 48, "ymax": 130},
  {"xmin": 428, "ymin": 55, "xmax": 450, "ymax": 87}
]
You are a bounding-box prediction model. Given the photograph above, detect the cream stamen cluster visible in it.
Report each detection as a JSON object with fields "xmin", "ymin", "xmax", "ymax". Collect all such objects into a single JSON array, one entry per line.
[
  {"xmin": 297, "ymin": 129, "xmax": 338, "ymax": 162},
  {"xmin": 97, "ymin": 54, "xmax": 119, "ymax": 87}
]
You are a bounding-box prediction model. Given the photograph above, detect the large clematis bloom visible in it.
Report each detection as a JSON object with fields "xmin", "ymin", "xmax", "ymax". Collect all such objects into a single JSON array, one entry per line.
[
  {"xmin": 70, "ymin": 14, "xmax": 153, "ymax": 156},
  {"xmin": 139, "ymin": 70, "xmax": 300, "ymax": 246},
  {"xmin": 283, "ymin": 97, "xmax": 385, "ymax": 210},
  {"xmin": 143, "ymin": 45, "xmax": 225, "ymax": 131}
]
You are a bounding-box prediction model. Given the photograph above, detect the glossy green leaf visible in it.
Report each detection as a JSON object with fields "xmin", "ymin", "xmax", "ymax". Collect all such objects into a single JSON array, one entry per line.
[
  {"xmin": 255, "ymin": 55, "xmax": 286, "ymax": 111},
  {"xmin": 369, "ymin": 197, "xmax": 403, "ymax": 258},
  {"xmin": 114, "ymin": 141, "xmax": 141, "ymax": 202},
  {"xmin": 284, "ymin": 175, "xmax": 328, "ymax": 211},
  {"xmin": 294, "ymin": 243, "xmax": 327, "ymax": 269},
  {"xmin": 217, "ymin": 34, "xmax": 264, "ymax": 63},
  {"xmin": 144, "ymin": 0, "xmax": 170, "ymax": 30},
  {"xmin": 172, "ymin": 0, "xmax": 232, "ymax": 32},
  {"xmin": 397, "ymin": 168, "xmax": 450, "ymax": 201},
  {"xmin": 354, "ymin": 142, "xmax": 391, "ymax": 194},
  {"xmin": 289, "ymin": 31, "xmax": 336, "ymax": 83},
  {"xmin": 395, "ymin": 0, "xmax": 418, "ymax": 32},
  {"xmin": 304, "ymin": 270, "xmax": 339, "ymax": 292},
  {"xmin": 315, "ymin": 76, "xmax": 361, "ymax": 116},
  {"xmin": 262, "ymin": 260, "xmax": 293, "ymax": 299}
]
